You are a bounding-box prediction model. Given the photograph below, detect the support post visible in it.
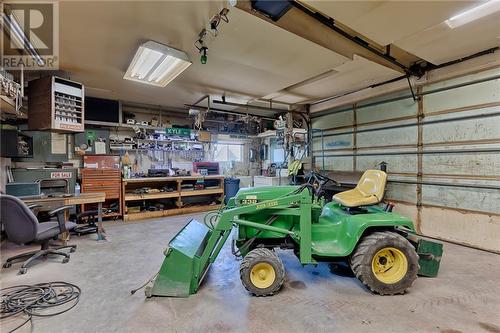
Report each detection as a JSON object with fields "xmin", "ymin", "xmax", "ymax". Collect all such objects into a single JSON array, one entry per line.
[{"xmin": 416, "ymin": 87, "xmax": 424, "ymax": 234}]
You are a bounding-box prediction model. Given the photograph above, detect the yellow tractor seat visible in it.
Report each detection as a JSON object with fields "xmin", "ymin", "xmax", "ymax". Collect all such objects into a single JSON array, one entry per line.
[{"xmin": 332, "ymin": 170, "xmax": 387, "ymax": 208}]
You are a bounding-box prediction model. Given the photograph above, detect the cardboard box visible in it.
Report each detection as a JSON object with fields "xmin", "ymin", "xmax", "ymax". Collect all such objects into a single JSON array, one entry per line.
[{"xmin": 198, "ymin": 131, "xmax": 211, "ymax": 142}]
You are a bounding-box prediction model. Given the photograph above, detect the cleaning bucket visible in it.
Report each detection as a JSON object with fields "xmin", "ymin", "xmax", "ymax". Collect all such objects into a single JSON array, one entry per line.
[{"xmin": 147, "ymin": 220, "xmax": 213, "ymax": 297}]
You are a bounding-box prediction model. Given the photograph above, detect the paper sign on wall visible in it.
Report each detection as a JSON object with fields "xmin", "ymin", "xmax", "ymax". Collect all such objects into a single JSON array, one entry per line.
[
  {"xmin": 94, "ymin": 141, "xmax": 106, "ymax": 154},
  {"xmin": 51, "ymin": 133, "xmax": 67, "ymax": 154}
]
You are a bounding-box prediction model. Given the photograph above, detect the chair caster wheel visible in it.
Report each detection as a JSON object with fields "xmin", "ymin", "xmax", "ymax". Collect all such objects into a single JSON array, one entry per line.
[
  {"xmin": 3, "ymin": 262, "xmax": 12, "ymax": 268},
  {"xmin": 62, "ymin": 257, "xmax": 70, "ymax": 263},
  {"xmin": 18, "ymin": 268, "xmax": 27, "ymax": 275},
  {"xmin": 70, "ymin": 247, "xmax": 76, "ymax": 253}
]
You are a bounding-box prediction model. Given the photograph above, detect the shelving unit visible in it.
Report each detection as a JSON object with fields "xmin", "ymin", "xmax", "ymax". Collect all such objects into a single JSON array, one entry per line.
[
  {"xmin": 121, "ymin": 175, "xmax": 224, "ymax": 221},
  {"xmin": 84, "ymin": 120, "xmax": 166, "ymax": 131}
]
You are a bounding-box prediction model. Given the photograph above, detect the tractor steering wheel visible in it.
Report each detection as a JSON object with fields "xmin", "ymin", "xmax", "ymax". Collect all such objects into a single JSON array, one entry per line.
[{"xmin": 306, "ymin": 171, "xmax": 340, "ymax": 199}]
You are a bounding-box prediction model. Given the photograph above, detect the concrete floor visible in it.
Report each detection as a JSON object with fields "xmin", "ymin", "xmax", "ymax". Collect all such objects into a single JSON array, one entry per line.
[{"xmin": 1, "ymin": 213, "xmax": 500, "ymax": 333}]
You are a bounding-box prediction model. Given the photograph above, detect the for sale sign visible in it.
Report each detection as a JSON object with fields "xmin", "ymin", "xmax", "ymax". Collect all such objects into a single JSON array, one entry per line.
[{"xmin": 50, "ymin": 172, "xmax": 72, "ymax": 179}]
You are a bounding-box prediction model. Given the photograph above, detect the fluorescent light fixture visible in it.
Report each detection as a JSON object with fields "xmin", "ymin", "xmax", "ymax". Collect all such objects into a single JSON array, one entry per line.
[
  {"xmin": 124, "ymin": 41, "xmax": 191, "ymax": 87},
  {"xmin": 445, "ymin": 1, "xmax": 500, "ymax": 29}
]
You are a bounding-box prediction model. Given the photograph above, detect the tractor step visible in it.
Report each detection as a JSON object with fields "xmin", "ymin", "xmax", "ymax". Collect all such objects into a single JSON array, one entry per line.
[{"xmin": 416, "ymin": 238, "xmax": 443, "ymax": 277}]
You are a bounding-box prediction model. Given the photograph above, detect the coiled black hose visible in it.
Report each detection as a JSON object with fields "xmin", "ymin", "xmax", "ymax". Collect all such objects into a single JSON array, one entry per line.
[{"xmin": 1, "ymin": 282, "xmax": 81, "ymax": 333}]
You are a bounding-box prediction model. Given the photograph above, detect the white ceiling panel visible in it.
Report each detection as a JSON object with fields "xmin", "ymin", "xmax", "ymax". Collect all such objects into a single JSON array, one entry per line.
[
  {"xmin": 394, "ymin": 11, "xmax": 500, "ymax": 65},
  {"xmin": 286, "ymin": 55, "xmax": 401, "ymax": 101},
  {"xmin": 303, "ymin": 0, "xmax": 476, "ymax": 46}
]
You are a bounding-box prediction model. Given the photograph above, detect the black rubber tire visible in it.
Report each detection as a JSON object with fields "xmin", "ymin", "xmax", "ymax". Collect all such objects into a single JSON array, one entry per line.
[
  {"xmin": 349, "ymin": 231, "xmax": 419, "ymax": 295},
  {"xmin": 240, "ymin": 248, "xmax": 285, "ymax": 296},
  {"xmin": 62, "ymin": 257, "xmax": 70, "ymax": 263},
  {"xmin": 3, "ymin": 262, "xmax": 12, "ymax": 268}
]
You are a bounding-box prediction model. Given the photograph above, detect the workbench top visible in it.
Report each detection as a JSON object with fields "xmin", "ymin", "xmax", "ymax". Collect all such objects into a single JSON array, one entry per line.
[{"xmin": 122, "ymin": 175, "xmax": 224, "ymax": 183}]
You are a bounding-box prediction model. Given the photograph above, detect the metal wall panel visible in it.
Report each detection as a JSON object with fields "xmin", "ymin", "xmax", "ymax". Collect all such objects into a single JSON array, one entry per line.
[
  {"xmin": 356, "ymin": 97, "xmax": 417, "ymax": 124},
  {"xmin": 422, "ymin": 150, "xmax": 500, "ymax": 177},
  {"xmin": 385, "ymin": 182, "xmax": 418, "ymax": 204},
  {"xmin": 311, "ymin": 66, "xmax": 500, "ymax": 251},
  {"xmin": 423, "ymin": 72, "xmax": 500, "ymax": 113},
  {"xmin": 423, "ymin": 67, "xmax": 500, "ymax": 92},
  {"xmin": 423, "ymin": 106, "xmax": 500, "ymax": 143},
  {"xmin": 421, "ymin": 185, "xmax": 500, "ymax": 213},
  {"xmin": 311, "ymin": 109, "xmax": 353, "ymax": 130},
  {"xmin": 356, "ymin": 153, "xmax": 418, "ymax": 173},
  {"xmin": 312, "ymin": 133, "xmax": 353, "ymax": 151},
  {"xmin": 319, "ymin": 156, "xmax": 353, "ymax": 171},
  {"xmin": 357, "ymin": 122, "xmax": 417, "ymax": 147}
]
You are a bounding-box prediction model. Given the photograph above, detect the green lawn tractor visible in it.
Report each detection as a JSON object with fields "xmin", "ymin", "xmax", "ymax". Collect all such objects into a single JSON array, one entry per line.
[{"xmin": 146, "ymin": 170, "xmax": 443, "ymax": 298}]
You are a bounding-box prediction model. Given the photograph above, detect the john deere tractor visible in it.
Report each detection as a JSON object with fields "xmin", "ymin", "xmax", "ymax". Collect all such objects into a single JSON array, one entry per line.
[{"xmin": 146, "ymin": 170, "xmax": 442, "ymax": 297}]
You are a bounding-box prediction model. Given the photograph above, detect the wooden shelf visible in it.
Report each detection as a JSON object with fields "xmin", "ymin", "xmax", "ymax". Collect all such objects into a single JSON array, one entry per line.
[
  {"xmin": 123, "ymin": 205, "xmax": 219, "ymax": 222},
  {"xmin": 124, "ymin": 191, "xmax": 179, "ymax": 201},
  {"xmin": 101, "ymin": 212, "xmax": 121, "ymax": 218},
  {"xmin": 121, "ymin": 175, "xmax": 224, "ymax": 221},
  {"xmin": 1, "ymin": 95, "xmax": 18, "ymax": 114},
  {"xmin": 85, "ymin": 120, "xmax": 167, "ymax": 131},
  {"xmin": 123, "ymin": 175, "xmax": 223, "ymax": 183},
  {"xmin": 180, "ymin": 188, "xmax": 223, "ymax": 197}
]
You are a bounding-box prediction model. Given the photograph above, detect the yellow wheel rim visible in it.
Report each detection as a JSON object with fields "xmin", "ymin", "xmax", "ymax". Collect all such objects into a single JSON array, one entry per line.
[
  {"xmin": 371, "ymin": 247, "xmax": 408, "ymax": 284},
  {"xmin": 250, "ymin": 263, "xmax": 276, "ymax": 289}
]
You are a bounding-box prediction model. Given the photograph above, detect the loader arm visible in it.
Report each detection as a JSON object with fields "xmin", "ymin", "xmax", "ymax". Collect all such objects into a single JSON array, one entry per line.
[
  {"xmin": 199, "ymin": 189, "xmax": 311, "ymax": 274},
  {"xmin": 147, "ymin": 187, "xmax": 312, "ymax": 297}
]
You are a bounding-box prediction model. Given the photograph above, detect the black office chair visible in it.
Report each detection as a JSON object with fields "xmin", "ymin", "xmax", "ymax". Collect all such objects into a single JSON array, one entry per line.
[{"xmin": 0, "ymin": 194, "xmax": 78, "ymax": 274}]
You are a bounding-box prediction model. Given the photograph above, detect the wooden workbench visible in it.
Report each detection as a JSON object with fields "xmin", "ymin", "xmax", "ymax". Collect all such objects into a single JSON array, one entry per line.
[{"xmin": 121, "ymin": 175, "xmax": 224, "ymax": 221}]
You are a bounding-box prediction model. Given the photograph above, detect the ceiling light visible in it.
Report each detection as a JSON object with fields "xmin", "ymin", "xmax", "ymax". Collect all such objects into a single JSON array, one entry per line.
[
  {"xmin": 123, "ymin": 41, "xmax": 191, "ymax": 87},
  {"xmin": 445, "ymin": 1, "xmax": 500, "ymax": 29}
]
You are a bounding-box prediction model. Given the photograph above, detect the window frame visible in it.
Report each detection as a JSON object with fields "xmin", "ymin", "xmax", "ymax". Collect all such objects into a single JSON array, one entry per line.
[{"xmin": 213, "ymin": 142, "xmax": 244, "ymax": 162}]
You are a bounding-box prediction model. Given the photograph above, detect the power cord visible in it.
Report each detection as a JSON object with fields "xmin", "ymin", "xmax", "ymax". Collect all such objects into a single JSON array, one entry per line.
[
  {"xmin": 0, "ymin": 282, "xmax": 81, "ymax": 333},
  {"xmin": 130, "ymin": 272, "xmax": 158, "ymax": 295}
]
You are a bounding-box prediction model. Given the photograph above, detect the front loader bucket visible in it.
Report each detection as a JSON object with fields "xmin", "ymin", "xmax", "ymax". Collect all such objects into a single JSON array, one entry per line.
[{"xmin": 147, "ymin": 220, "xmax": 212, "ymax": 297}]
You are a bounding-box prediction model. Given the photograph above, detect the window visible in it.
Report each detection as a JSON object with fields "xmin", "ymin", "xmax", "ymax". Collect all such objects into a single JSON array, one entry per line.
[
  {"xmin": 214, "ymin": 143, "xmax": 243, "ymax": 162},
  {"xmin": 272, "ymin": 148, "xmax": 285, "ymax": 164}
]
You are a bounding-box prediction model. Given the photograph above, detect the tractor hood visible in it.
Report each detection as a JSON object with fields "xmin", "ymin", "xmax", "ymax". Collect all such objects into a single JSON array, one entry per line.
[{"xmin": 235, "ymin": 186, "xmax": 299, "ymax": 202}]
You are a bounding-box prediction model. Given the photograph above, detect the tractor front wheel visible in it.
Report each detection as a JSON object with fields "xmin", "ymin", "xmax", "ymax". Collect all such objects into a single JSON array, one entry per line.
[
  {"xmin": 350, "ymin": 231, "xmax": 419, "ymax": 295},
  {"xmin": 240, "ymin": 248, "xmax": 285, "ymax": 296}
]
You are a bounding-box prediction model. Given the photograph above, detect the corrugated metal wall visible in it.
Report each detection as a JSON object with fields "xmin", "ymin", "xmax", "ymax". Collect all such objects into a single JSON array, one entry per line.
[{"xmin": 311, "ymin": 67, "xmax": 500, "ymax": 252}]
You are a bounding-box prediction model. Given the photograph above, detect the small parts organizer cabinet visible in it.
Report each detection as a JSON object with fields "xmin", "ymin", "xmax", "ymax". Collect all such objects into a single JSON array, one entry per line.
[
  {"xmin": 81, "ymin": 169, "xmax": 122, "ymax": 218},
  {"xmin": 28, "ymin": 76, "xmax": 84, "ymax": 132},
  {"xmin": 121, "ymin": 176, "xmax": 224, "ymax": 221}
]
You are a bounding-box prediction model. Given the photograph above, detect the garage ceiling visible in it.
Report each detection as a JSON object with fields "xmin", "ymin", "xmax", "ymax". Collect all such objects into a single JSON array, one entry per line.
[
  {"xmin": 54, "ymin": 1, "xmax": 500, "ymax": 115},
  {"xmin": 59, "ymin": 1, "xmax": 347, "ymax": 115},
  {"xmin": 394, "ymin": 9, "xmax": 500, "ymax": 64},
  {"xmin": 303, "ymin": 0, "xmax": 500, "ymax": 65},
  {"xmin": 303, "ymin": 1, "xmax": 476, "ymax": 46},
  {"xmin": 263, "ymin": 55, "xmax": 401, "ymax": 103}
]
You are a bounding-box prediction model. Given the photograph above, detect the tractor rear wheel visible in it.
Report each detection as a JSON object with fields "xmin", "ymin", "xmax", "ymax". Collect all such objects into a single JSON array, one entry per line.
[
  {"xmin": 240, "ymin": 248, "xmax": 285, "ymax": 296},
  {"xmin": 350, "ymin": 231, "xmax": 419, "ymax": 295}
]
